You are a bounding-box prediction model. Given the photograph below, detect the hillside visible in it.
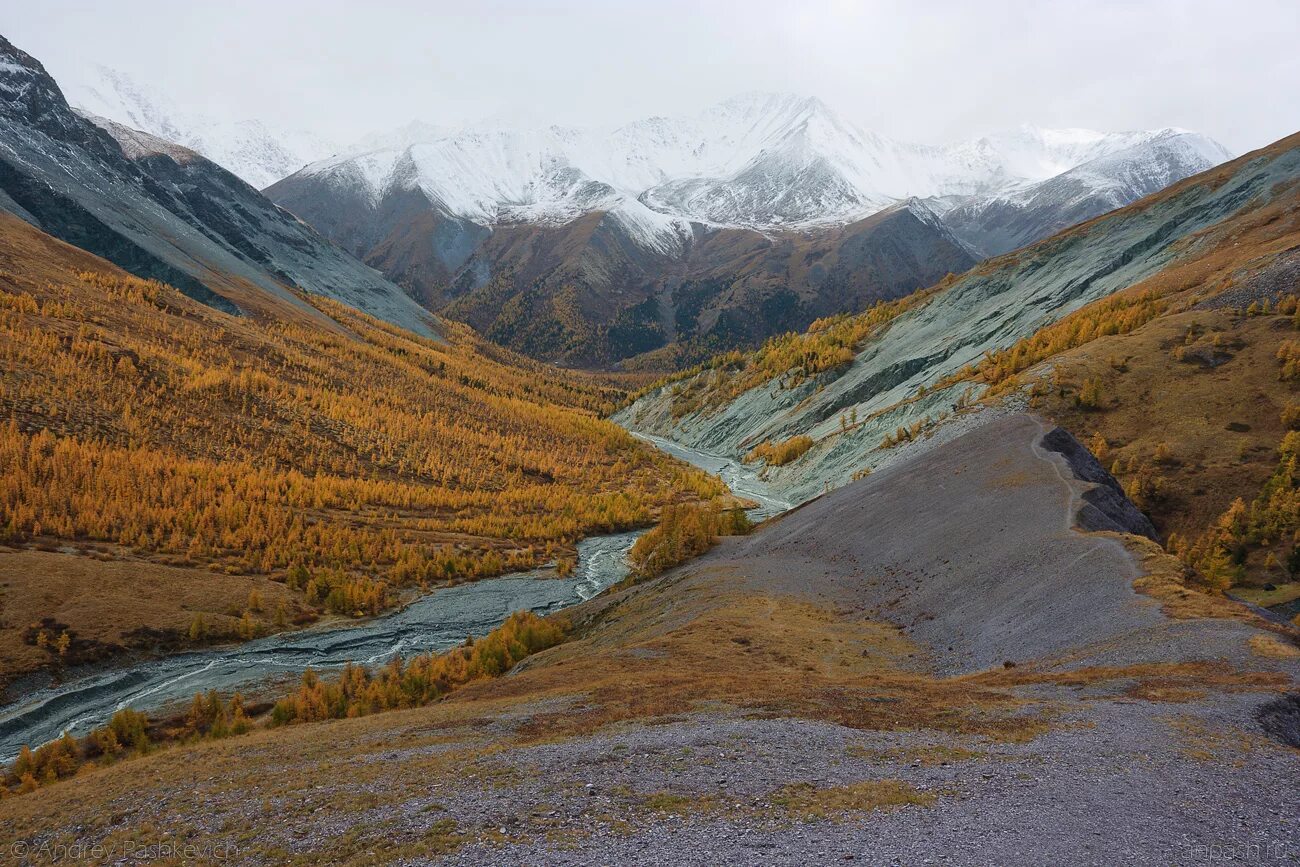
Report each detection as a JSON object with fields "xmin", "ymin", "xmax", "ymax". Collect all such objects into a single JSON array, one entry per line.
[
  {"xmin": 619, "ymin": 129, "xmax": 1300, "ymax": 618},
  {"xmin": 3, "ymin": 413, "xmax": 1294, "ymax": 862},
  {"xmin": 0, "ymin": 35, "xmax": 434, "ymax": 338},
  {"xmin": 0, "ymin": 211, "xmax": 722, "ymax": 690}
]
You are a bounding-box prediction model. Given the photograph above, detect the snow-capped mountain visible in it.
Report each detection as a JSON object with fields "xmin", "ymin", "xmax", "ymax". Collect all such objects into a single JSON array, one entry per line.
[
  {"xmin": 262, "ymin": 94, "xmax": 1229, "ymax": 367},
  {"xmin": 62, "ymin": 66, "xmax": 338, "ymax": 189},
  {"xmin": 286, "ymin": 93, "xmax": 1229, "ymax": 238},
  {"xmin": 939, "ymin": 129, "xmax": 1235, "ymax": 255}
]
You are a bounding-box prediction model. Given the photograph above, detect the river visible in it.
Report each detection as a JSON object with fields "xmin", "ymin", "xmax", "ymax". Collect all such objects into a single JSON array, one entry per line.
[{"xmin": 0, "ymin": 436, "xmax": 785, "ymax": 760}]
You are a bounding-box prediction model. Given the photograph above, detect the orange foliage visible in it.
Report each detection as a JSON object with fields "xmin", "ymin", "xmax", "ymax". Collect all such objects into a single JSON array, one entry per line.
[
  {"xmin": 745, "ymin": 434, "xmax": 814, "ymax": 466},
  {"xmin": 627, "ymin": 502, "xmax": 752, "ymax": 579},
  {"xmin": 944, "ymin": 286, "xmax": 1173, "ymax": 392},
  {"xmin": 269, "ymin": 610, "xmax": 569, "ymax": 724},
  {"xmin": 644, "ymin": 290, "xmax": 936, "ymax": 419},
  {"xmin": 0, "ymin": 270, "xmax": 725, "ymax": 611}
]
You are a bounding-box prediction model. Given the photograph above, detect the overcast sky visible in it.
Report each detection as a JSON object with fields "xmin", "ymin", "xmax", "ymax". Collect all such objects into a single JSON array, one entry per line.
[{"xmin": 5, "ymin": 0, "xmax": 1297, "ymax": 154}]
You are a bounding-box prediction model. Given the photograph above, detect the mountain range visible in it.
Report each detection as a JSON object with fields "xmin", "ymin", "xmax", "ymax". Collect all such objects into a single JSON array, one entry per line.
[
  {"xmin": 277, "ymin": 92, "xmax": 1227, "ymax": 237},
  {"xmin": 263, "ymin": 94, "xmax": 1230, "ymax": 365},
  {"xmin": 45, "ymin": 66, "xmax": 1234, "ymax": 368},
  {"xmin": 18, "ymin": 58, "xmax": 1233, "ymax": 368}
]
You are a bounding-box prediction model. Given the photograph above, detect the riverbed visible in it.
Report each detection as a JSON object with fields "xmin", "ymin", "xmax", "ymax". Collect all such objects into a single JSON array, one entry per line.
[{"xmin": 0, "ymin": 438, "xmax": 783, "ymax": 760}]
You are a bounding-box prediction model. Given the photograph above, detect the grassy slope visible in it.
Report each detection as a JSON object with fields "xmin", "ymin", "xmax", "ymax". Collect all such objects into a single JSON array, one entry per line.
[
  {"xmin": 0, "ymin": 212, "xmax": 724, "ymax": 687},
  {"xmin": 971, "ymin": 137, "xmax": 1300, "ymax": 590}
]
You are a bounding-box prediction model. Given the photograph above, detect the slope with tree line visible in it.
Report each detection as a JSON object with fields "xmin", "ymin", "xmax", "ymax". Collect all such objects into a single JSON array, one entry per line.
[{"xmin": 0, "ymin": 212, "xmax": 725, "ymax": 686}]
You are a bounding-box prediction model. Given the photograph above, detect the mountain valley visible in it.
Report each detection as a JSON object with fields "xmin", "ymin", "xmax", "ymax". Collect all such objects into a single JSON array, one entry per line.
[{"xmin": 0, "ymin": 22, "xmax": 1295, "ymax": 867}]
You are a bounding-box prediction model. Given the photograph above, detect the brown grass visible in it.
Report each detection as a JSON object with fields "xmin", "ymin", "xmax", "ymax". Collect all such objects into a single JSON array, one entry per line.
[
  {"xmin": 1121, "ymin": 534, "xmax": 1263, "ymax": 621},
  {"xmin": 767, "ymin": 779, "xmax": 935, "ymax": 820},
  {"xmin": 1249, "ymin": 634, "xmax": 1300, "ymax": 659},
  {"xmin": 0, "ymin": 549, "xmax": 303, "ymax": 685}
]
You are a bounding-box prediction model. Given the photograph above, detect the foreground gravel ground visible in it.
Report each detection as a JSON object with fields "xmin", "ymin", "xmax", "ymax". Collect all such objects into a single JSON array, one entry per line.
[{"xmin": 403, "ymin": 693, "xmax": 1299, "ymax": 867}]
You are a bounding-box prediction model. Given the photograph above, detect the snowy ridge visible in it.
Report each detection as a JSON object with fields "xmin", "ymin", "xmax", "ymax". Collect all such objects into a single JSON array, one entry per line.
[
  {"xmin": 64, "ymin": 66, "xmax": 339, "ymax": 189},
  {"xmin": 293, "ymin": 93, "xmax": 1230, "ymax": 243},
  {"xmin": 937, "ymin": 129, "xmax": 1236, "ymax": 256}
]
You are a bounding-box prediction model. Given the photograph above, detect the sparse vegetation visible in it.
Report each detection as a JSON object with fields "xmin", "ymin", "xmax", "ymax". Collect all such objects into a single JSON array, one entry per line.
[
  {"xmin": 879, "ymin": 413, "xmax": 946, "ymax": 449},
  {"xmin": 745, "ymin": 434, "xmax": 814, "ymax": 466},
  {"xmin": 269, "ymin": 610, "xmax": 569, "ymax": 725},
  {"xmin": 626, "ymin": 502, "xmax": 753, "ymax": 580},
  {"xmin": 2, "ymin": 708, "xmax": 152, "ymax": 794},
  {"xmin": 767, "ymin": 780, "xmax": 935, "ymax": 820},
  {"xmin": 940, "ymin": 285, "xmax": 1174, "ymax": 393}
]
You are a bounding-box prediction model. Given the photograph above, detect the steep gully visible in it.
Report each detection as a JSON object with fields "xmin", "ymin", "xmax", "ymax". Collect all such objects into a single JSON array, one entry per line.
[{"xmin": 0, "ymin": 438, "xmax": 788, "ymax": 760}]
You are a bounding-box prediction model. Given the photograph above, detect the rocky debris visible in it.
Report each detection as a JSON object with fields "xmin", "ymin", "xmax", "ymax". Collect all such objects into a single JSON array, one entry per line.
[
  {"xmin": 1197, "ymin": 249, "xmax": 1300, "ymax": 311},
  {"xmin": 1038, "ymin": 425, "xmax": 1158, "ymax": 539},
  {"xmin": 1256, "ymin": 693, "xmax": 1300, "ymax": 748}
]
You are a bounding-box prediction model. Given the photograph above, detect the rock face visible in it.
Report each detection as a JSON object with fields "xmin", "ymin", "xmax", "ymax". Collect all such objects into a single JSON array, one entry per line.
[
  {"xmin": 0, "ymin": 35, "xmax": 437, "ymax": 337},
  {"xmin": 1257, "ymin": 694, "xmax": 1300, "ymax": 748},
  {"xmin": 266, "ymin": 97, "xmax": 1227, "ymax": 366},
  {"xmin": 938, "ymin": 130, "xmax": 1234, "ymax": 256},
  {"xmin": 1038, "ymin": 426, "xmax": 1158, "ymax": 539},
  {"xmin": 617, "ymin": 134, "xmax": 1300, "ymax": 504}
]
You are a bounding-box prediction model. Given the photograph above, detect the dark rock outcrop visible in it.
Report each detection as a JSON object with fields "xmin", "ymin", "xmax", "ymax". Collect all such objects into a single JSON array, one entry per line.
[
  {"xmin": 1256, "ymin": 693, "xmax": 1300, "ymax": 748},
  {"xmin": 1039, "ymin": 426, "xmax": 1159, "ymax": 540}
]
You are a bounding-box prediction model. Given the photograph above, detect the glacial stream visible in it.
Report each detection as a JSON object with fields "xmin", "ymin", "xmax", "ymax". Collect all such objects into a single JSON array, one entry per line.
[{"xmin": 0, "ymin": 436, "xmax": 787, "ymax": 760}]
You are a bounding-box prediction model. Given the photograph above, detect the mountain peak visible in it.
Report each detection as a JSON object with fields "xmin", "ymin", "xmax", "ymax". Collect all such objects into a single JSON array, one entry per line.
[{"xmin": 58, "ymin": 64, "xmax": 339, "ymax": 189}]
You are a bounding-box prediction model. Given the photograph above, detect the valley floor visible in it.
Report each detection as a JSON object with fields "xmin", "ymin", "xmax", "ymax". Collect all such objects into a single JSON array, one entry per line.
[{"xmin": 3, "ymin": 414, "xmax": 1297, "ymax": 864}]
